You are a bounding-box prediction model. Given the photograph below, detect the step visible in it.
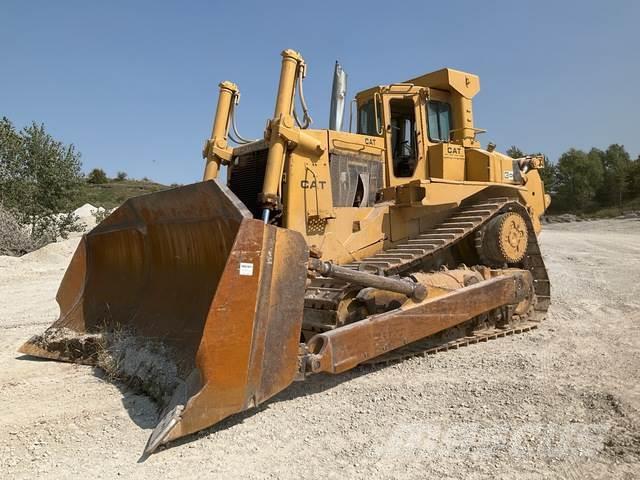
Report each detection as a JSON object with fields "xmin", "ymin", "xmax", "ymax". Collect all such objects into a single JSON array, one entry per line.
[
  {"xmin": 429, "ymin": 228, "xmax": 466, "ymax": 234},
  {"xmin": 454, "ymin": 209, "xmax": 494, "ymax": 217},
  {"xmin": 373, "ymin": 253, "xmax": 416, "ymax": 260},
  {"xmin": 447, "ymin": 215, "xmax": 486, "ymax": 223},
  {"xmin": 439, "ymin": 222, "xmax": 474, "ymax": 228},
  {"xmin": 415, "ymin": 233, "xmax": 457, "ymax": 240},
  {"xmin": 385, "ymin": 248, "xmax": 427, "ymax": 255}
]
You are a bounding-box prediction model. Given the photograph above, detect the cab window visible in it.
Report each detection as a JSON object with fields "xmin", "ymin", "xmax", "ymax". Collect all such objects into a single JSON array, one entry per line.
[
  {"xmin": 357, "ymin": 99, "xmax": 382, "ymax": 136},
  {"xmin": 427, "ymin": 100, "xmax": 452, "ymax": 142}
]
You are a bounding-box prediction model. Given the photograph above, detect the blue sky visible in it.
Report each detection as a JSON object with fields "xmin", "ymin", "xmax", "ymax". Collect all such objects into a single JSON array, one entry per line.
[{"xmin": 2, "ymin": 0, "xmax": 638, "ymax": 185}]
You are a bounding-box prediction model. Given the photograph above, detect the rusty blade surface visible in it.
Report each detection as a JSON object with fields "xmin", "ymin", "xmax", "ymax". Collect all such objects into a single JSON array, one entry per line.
[
  {"xmin": 307, "ymin": 271, "xmax": 532, "ymax": 374},
  {"xmin": 147, "ymin": 217, "xmax": 309, "ymax": 452},
  {"xmin": 19, "ymin": 179, "xmax": 309, "ymax": 453}
]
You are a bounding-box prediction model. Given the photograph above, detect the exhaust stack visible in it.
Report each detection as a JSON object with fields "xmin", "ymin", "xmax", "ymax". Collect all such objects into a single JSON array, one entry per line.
[{"xmin": 329, "ymin": 61, "xmax": 347, "ymax": 131}]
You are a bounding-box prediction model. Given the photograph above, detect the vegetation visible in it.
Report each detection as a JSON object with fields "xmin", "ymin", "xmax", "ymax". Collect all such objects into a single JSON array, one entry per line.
[
  {"xmin": 1, "ymin": 116, "xmax": 169, "ymax": 256},
  {"xmin": 0, "ymin": 117, "xmax": 83, "ymax": 253},
  {"xmin": 508, "ymin": 144, "xmax": 639, "ymax": 216},
  {"xmin": 87, "ymin": 168, "xmax": 108, "ymax": 184},
  {"xmin": 584, "ymin": 197, "xmax": 640, "ymax": 219},
  {"xmin": 91, "ymin": 207, "xmax": 109, "ymax": 224},
  {"xmin": 0, "ymin": 205, "xmax": 36, "ymax": 255},
  {"xmin": 76, "ymin": 178, "xmax": 168, "ymax": 209},
  {"xmin": 506, "ymin": 146, "xmax": 525, "ymax": 159}
]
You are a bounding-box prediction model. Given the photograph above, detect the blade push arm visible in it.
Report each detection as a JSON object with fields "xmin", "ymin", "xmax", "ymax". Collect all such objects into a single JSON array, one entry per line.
[
  {"xmin": 202, "ymin": 81, "xmax": 238, "ymax": 180},
  {"xmin": 259, "ymin": 49, "xmax": 324, "ymax": 223},
  {"xmin": 304, "ymin": 270, "xmax": 532, "ymax": 374}
]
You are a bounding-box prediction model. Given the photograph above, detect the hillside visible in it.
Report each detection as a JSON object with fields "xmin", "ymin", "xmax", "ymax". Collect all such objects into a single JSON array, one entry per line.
[{"xmin": 75, "ymin": 179, "xmax": 172, "ymax": 209}]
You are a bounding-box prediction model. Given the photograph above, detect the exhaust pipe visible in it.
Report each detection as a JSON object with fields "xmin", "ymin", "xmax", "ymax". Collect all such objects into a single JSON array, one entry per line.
[{"xmin": 329, "ymin": 61, "xmax": 347, "ymax": 131}]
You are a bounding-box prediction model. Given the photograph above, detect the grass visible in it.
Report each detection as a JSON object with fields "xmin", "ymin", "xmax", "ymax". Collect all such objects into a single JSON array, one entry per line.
[
  {"xmin": 547, "ymin": 196, "xmax": 640, "ymax": 220},
  {"xmin": 583, "ymin": 197, "xmax": 640, "ymax": 219},
  {"xmin": 75, "ymin": 179, "xmax": 173, "ymax": 209}
]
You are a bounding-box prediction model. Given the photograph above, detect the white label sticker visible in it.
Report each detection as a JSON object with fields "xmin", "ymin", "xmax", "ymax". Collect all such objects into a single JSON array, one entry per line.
[
  {"xmin": 503, "ymin": 170, "xmax": 514, "ymax": 180},
  {"xmin": 239, "ymin": 262, "xmax": 254, "ymax": 276}
]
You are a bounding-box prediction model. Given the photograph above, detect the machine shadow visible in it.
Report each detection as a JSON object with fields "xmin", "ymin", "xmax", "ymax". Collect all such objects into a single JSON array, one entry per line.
[
  {"xmin": 140, "ymin": 362, "xmax": 391, "ymax": 459},
  {"xmin": 15, "ymin": 354, "xmax": 51, "ymax": 362},
  {"xmin": 91, "ymin": 367, "xmax": 159, "ymax": 430},
  {"xmin": 15, "ymin": 353, "xmax": 159, "ymax": 431},
  {"xmin": 15, "ymin": 339, "xmax": 393, "ymax": 459}
]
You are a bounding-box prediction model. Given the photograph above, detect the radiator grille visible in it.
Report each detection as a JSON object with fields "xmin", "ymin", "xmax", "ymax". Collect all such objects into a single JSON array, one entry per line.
[
  {"xmin": 228, "ymin": 148, "xmax": 268, "ymax": 218},
  {"xmin": 329, "ymin": 152, "xmax": 383, "ymax": 207}
]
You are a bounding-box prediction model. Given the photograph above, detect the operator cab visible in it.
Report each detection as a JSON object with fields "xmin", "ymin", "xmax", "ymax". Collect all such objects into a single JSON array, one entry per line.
[
  {"xmin": 355, "ymin": 93, "xmax": 420, "ymax": 181},
  {"xmin": 356, "ymin": 96, "xmax": 419, "ymax": 177},
  {"xmin": 354, "ymin": 68, "xmax": 480, "ymax": 186}
]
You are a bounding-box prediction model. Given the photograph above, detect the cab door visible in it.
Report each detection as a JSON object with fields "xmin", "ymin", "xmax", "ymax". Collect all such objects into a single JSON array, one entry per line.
[{"xmin": 382, "ymin": 92, "xmax": 427, "ymax": 186}]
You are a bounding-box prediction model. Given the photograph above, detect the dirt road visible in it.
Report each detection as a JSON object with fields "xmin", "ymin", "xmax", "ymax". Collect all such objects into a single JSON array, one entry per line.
[{"xmin": 1, "ymin": 219, "xmax": 639, "ymax": 479}]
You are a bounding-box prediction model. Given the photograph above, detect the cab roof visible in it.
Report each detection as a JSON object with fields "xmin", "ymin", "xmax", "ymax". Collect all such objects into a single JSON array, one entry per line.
[{"xmin": 356, "ymin": 68, "xmax": 480, "ymax": 100}]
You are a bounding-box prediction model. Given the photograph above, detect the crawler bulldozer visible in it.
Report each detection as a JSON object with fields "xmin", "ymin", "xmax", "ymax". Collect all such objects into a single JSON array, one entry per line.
[{"xmin": 21, "ymin": 49, "xmax": 550, "ymax": 454}]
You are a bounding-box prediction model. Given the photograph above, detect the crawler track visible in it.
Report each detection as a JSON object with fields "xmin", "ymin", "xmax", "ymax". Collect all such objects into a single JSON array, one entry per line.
[
  {"xmin": 365, "ymin": 315, "xmax": 541, "ymax": 365},
  {"xmin": 303, "ymin": 196, "xmax": 550, "ymax": 362}
]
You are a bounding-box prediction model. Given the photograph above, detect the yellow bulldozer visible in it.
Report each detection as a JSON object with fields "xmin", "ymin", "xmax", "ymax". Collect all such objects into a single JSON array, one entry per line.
[{"xmin": 20, "ymin": 49, "xmax": 550, "ymax": 454}]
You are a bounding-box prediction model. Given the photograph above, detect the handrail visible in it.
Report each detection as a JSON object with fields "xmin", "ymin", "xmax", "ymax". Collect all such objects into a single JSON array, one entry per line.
[
  {"xmin": 387, "ymin": 83, "xmax": 415, "ymax": 91},
  {"xmin": 348, "ymin": 98, "xmax": 357, "ymax": 133},
  {"xmin": 373, "ymin": 92, "xmax": 384, "ymax": 136}
]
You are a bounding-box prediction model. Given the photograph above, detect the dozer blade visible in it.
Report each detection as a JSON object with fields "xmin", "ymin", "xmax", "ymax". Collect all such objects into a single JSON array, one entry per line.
[{"xmin": 19, "ymin": 180, "xmax": 309, "ymax": 454}]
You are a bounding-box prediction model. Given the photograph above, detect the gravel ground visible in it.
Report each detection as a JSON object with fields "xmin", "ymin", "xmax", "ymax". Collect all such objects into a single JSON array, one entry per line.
[{"xmin": 1, "ymin": 219, "xmax": 639, "ymax": 479}]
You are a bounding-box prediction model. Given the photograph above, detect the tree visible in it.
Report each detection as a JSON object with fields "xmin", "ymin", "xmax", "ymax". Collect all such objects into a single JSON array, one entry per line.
[
  {"xmin": 87, "ymin": 168, "xmax": 108, "ymax": 184},
  {"xmin": 0, "ymin": 117, "xmax": 29, "ymax": 211},
  {"xmin": 539, "ymin": 161, "xmax": 557, "ymax": 193},
  {"xmin": 0, "ymin": 118, "xmax": 83, "ymax": 244},
  {"xmin": 506, "ymin": 146, "xmax": 525, "ymax": 159},
  {"xmin": 505, "ymin": 145, "xmax": 556, "ymax": 194},
  {"xmin": 628, "ymin": 155, "xmax": 640, "ymax": 198},
  {"xmin": 595, "ymin": 144, "xmax": 631, "ymax": 208},
  {"xmin": 554, "ymin": 148, "xmax": 604, "ymax": 211},
  {"xmin": 116, "ymin": 171, "xmax": 127, "ymax": 181}
]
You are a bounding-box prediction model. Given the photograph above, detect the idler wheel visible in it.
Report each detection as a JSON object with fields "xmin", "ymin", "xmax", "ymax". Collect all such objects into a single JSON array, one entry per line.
[{"xmin": 477, "ymin": 212, "xmax": 528, "ymax": 264}]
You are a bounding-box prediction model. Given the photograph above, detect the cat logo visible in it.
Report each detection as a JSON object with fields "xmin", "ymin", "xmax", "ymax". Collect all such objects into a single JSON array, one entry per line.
[
  {"xmin": 447, "ymin": 146, "xmax": 463, "ymax": 155},
  {"xmin": 301, "ymin": 180, "xmax": 327, "ymax": 189}
]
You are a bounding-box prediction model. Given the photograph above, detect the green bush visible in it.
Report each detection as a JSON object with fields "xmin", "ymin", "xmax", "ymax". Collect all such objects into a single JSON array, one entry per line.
[
  {"xmin": 87, "ymin": 168, "xmax": 108, "ymax": 184},
  {"xmin": 0, "ymin": 117, "xmax": 83, "ymax": 252},
  {"xmin": 116, "ymin": 171, "xmax": 127, "ymax": 181},
  {"xmin": 92, "ymin": 208, "xmax": 110, "ymax": 224}
]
